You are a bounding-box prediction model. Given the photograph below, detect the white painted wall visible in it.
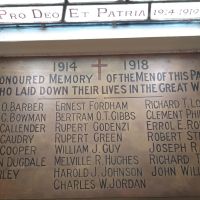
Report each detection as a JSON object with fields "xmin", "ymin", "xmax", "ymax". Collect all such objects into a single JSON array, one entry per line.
[{"xmin": 0, "ymin": 23, "xmax": 200, "ymax": 57}]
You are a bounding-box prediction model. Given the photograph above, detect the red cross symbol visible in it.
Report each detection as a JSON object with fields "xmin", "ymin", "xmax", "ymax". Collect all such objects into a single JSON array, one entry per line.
[{"xmin": 91, "ymin": 58, "xmax": 107, "ymax": 80}]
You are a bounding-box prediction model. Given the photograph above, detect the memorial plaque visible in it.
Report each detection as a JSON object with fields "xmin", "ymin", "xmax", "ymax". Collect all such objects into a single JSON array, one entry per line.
[{"xmin": 0, "ymin": 54, "xmax": 200, "ymax": 199}]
